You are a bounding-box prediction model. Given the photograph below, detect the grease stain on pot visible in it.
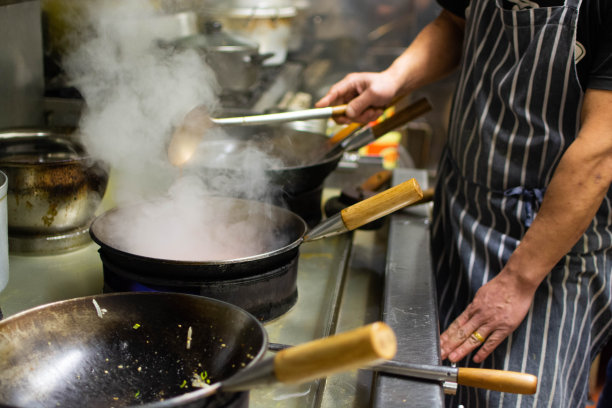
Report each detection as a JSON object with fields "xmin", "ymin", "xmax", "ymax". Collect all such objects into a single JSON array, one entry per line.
[{"xmin": 0, "ymin": 129, "xmax": 109, "ymax": 254}]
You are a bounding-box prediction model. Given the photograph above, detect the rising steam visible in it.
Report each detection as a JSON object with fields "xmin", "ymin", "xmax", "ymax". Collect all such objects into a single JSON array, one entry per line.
[{"xmin": 64, "ymin": 0, "xmax": 289, "ymax": 261}]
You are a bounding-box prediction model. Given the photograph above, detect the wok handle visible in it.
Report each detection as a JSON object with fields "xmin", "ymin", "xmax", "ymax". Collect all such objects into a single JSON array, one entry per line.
[
  {"xmin": 274, "ymin": 322, "xmax": 397, "ymax": 384},
  {"xmin": 371, "ymin": 97, "xmax": 432, "ymax": 138},
  {"xmin": 326, "ymin": 93, "xmax": 413, "ymax": 145},
  {"xmin": 457, "ymin": 368, "xmax": 538, "ymax": 395},
  {"xmin": 341, "ymin": 178, "xmax": 423, "ymax": 231}
]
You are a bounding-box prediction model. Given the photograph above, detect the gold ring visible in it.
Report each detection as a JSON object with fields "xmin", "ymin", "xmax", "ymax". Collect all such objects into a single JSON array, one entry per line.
[{"xmin": 471, "ymin": 331, "xmax": 485, "ymax": 343}]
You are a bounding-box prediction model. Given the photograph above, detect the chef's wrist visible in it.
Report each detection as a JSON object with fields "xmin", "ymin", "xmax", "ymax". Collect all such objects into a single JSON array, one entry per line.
[{"xmin": 501, "ymin": 254, "xmax": 549, "ymax": 293}]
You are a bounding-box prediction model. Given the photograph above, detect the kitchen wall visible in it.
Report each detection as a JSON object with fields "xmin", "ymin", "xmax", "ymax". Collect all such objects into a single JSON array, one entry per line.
[{"xmin": 0, "ymin": 0, "xmax": 45, "ymax": 129}]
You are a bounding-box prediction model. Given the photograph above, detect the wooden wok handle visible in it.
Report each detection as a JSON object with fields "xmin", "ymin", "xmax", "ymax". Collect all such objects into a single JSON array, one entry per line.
[
  {"xmin": 371, "ymin": 98, "xmax": 432, "ymax": 138},
  {"xmin": 341, "ymin": 178, "xmax": 423, "ymax": 231},
  {"xmin": 457, "ymin": 367, "xmax": 538, "ymax": 395},
  {"xmin": 274, "ymin": 322, "xmax": 397, "ymax": 384},
  {"xmin": 328, "ymin": 122, "xmax": 363, "ymax": 145}
]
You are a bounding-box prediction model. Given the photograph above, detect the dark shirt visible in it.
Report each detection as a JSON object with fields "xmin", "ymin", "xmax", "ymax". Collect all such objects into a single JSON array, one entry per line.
[{"xmin": 437, "ymin": 0, "xmax": 612, "ymax": 91}]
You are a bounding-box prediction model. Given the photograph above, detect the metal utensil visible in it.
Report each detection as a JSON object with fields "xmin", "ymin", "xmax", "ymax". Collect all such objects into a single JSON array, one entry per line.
[
  {"xmin": 374, "ymin": 360, "xmax": 538, "ymax": 395},
  {"xmin": 169, "ymin": 322, "xmax": 397, "ymax": 402},
  {"xmin": 167, "ymin": 104, "xmax": 348, "ymax": 167}
]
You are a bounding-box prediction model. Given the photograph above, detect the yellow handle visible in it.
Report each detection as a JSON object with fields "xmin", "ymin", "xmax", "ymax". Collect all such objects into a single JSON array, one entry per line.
[
  {"xmin": 274, "ymin": 322, "xmax": 397, "ymax": 384},
  {"xmin": 457, "ymin": 367, "xmax": 538, "ymax": 395},
  {"xmin": 340, "ymin": 178, "xmax": 423, "ymax": 231},
  {"xmin": 327, "ymin": 122, "xmax": 363, "ymax": 145}
]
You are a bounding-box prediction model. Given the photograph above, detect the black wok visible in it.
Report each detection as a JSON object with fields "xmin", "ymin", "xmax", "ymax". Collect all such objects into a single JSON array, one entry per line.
[
  {"xmin": 187, "ymin": 98, "xmax": 432, "ymax": 195},
  {"xmin": 89, "ymin": 179, "xmax": 424, "ymax": 320},
  {"xmin": 0, "ymin": 292, "xmax": 266, "ymax": 408},
  {"xmin": 0, "ymin": 293, "xmax": 397, "ymax": 408}
]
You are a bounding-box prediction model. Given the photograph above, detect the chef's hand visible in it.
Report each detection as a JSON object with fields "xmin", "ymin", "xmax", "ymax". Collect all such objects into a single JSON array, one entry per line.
[
  {"xmin": 439, "ymin": 269, "xmax": 538, "ymax": 364},
  {"xmin": 315, "ymin": 72, "xmax": 399, "ymax": 124}
]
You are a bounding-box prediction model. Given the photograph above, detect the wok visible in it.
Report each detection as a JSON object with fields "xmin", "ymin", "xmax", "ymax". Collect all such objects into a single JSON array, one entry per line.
[
  {"xmin": 187, "ymin": 98, "xmax": 432, "ymax": 194},
  {"xmin": 89, "ymin": 179, "xmax": 423, "ymax": 320},
  {"xmin": 0, "ymin": 292, "xmax": 396, "ymax": 408}
]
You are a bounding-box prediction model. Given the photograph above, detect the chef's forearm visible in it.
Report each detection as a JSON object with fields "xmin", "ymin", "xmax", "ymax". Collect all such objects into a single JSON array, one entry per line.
[
  {"xmin": 384, "ymin": 9, "xmax": 465, "ymax": 96},
  {"xmin": 503, "ymin": 89, "xmax": 612, "ymax": 289}
]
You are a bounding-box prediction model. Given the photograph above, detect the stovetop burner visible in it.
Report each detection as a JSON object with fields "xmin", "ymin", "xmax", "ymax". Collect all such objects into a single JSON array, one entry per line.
[{"xmin": 101, "ymin": 252, "xmax": 300, "ymax": 322}]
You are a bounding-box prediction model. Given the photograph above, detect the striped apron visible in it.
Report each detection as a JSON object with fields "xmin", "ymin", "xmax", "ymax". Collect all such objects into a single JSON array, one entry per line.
[{"xmin": 431, "ymin": 0, "xmax": 612, "ymax": 406}]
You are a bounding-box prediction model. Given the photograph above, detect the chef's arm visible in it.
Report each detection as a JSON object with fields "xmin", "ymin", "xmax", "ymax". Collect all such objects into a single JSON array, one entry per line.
[
  {"xmin": 315, "ymin": 9, "xmax": 465, "ymax": 122},
  {"xmin": 383, "ymin": 9, "xmax": 466, "ymax": 96},
  {"xmin": 442, "ymin": 88, "xmax": 612, "ymax": 364},
  {"xmin": 503, "ymin": 88, "xmax": 612, "ymax": 290}
]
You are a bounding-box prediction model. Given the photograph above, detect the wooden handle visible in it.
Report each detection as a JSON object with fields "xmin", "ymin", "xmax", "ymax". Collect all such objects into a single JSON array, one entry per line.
[
  {"xmin": 360, "ymin": 170, "xmax": 393, "ymax": 192},
  {"xmin": 274, "ymin": 322, "xmax": 397, "ymax": 384},
  {"xmin": 457, "ymin": 368, "xmax": 538, "ymax": 395},
  {"xmin": 371, "ymin": 98, "xmax": 432, "ymax": 138},
  {"xmin": 326, "ymin": 93, "xmax": 414, "ymax": 145},
  {"xmin": 328, "ymin": 122, "xmax": 363, "ymax": 145},
  {"xmin": 340, "ymin": 178, "xmax": 423, "ymax": 231}
]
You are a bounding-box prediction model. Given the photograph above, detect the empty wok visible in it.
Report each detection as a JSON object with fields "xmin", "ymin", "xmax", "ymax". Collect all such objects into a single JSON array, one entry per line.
[{"xmin": 0, "ymin": 292, "xmax": 397, "ymax": 408}]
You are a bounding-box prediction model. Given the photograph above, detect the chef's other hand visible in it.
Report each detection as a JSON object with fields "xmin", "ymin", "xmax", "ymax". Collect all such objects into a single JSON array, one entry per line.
[
  {"xmin": 439, "ymin": 270, "xmax": 537, "ymax": 364},
  {"xmin": 315, "ymin": 72, "xmax": 399, "ymax": 124}
]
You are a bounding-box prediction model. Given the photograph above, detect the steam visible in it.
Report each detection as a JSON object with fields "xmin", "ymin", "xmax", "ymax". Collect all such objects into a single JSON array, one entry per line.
[
  {"xmin": 63, "ymin": 0, "xmax": 289, "ymax": 261},
  {"xmin": 100, "ymin": 176, "xmax": 292, "ymax": 261},
  {"xmin": 64, "ymin": 0, "xmax": 221, "ymax": 202}
]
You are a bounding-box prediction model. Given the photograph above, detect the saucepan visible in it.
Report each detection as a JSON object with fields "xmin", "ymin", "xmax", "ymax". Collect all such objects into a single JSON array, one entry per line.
[
  {"xmin": 0, "ymin": 292, "xmax": 397, "ymax": 408},
  {"xmin": 89, "ymin": 179, "xmax": 424, "ymax": 321}
]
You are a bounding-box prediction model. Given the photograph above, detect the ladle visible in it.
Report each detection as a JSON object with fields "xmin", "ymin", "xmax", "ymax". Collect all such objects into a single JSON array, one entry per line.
[{"xmin": 167, "ymin": 104, "xmax": 347, "ymax": 167}]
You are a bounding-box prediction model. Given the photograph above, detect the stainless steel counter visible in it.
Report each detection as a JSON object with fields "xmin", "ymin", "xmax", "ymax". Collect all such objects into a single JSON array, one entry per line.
[{"xmin": 0, "ymin": 168, "xmax": 443, "ymax": 407}]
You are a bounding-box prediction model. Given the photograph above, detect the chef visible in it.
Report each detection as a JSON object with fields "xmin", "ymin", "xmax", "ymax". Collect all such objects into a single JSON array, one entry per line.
[{"xmin": 316, "ymin": 0, "xmax": 612, "ymax": 406}]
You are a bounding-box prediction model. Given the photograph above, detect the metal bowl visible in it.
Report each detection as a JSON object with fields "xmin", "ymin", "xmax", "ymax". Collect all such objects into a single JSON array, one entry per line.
[{"xmin": 0, "ymin": 129, "xmax": 109, "ymax": 254}]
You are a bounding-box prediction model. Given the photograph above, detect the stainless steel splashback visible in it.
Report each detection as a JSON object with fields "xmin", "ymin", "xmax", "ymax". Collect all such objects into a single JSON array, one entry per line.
[{"xmin": 0, "ymin": 0, "xmax": 44, "ymax": 129}]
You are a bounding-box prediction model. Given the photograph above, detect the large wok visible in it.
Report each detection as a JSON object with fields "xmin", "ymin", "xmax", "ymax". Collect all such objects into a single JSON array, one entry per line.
[
  {"xmin": 0, "ymin": 293, "xmax": 396, "ymax": 408},
  {"xmin": 89, "ymin": 179, "xmax": 424, "ymax": 321}
]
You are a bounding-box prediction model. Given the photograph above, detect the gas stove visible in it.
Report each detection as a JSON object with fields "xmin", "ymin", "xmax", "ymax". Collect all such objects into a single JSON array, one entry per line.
[{"xmin": 0, "ymin": 166, "xmax": 443, "ymax": 408}]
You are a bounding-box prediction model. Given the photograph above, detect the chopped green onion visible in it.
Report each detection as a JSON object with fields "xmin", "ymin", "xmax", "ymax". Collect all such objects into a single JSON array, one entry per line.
[
  {"xmin": 179, "ymin": 380, "xmax": 187, "ymax": 388},
  {"xmin": 133, "ymin": 323, "xmax": 141, "ymax": 329},
  {"xmin": 134, "ymin": 391, "xmax": 140, "ymax": 398}
]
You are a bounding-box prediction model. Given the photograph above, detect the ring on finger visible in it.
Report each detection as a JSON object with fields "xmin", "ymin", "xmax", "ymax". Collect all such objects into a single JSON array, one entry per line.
[{"xmin": 470, "ymin": 330, "xmax": 485, "ymax": 343}]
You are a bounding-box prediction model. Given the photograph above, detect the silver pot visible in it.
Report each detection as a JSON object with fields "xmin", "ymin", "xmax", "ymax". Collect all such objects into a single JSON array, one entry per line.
[
  {"xmin": 0, "ymin": 129, "xmax": 109, "ymax": 253},
  {"xmin": 170, "ymin": 22, "xmax": 272, "ymax": 93}
]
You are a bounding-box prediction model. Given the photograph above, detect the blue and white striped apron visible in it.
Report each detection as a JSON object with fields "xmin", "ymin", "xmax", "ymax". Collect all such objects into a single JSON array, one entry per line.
[{"xmin": 431, "ymin": 0, "xmax": 612, "ymax": 406}]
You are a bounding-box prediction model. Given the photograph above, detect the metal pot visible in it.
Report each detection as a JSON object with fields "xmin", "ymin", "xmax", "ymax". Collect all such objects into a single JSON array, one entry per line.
[
  {"xmin": 207, "ymin": 0, "xmax": 297, "ymax": 66},
  {"xmin": 0, "ymin": 129, "xmax": 109, "ymax": 254},
  {"xmin": 170, "ymin": 22, "xmax": 271, "ymax": 93}
]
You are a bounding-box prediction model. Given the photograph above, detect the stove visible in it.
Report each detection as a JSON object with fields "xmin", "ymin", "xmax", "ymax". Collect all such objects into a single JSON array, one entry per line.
[{"xmin": 0, "ymin": 166, "xmax": 443, "ymax": 408}]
